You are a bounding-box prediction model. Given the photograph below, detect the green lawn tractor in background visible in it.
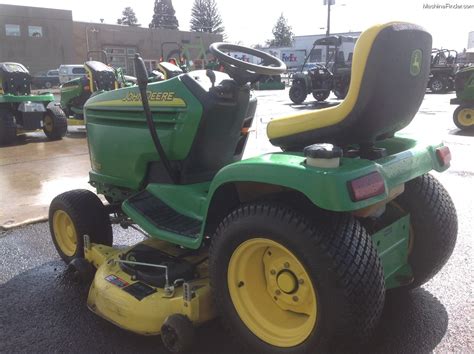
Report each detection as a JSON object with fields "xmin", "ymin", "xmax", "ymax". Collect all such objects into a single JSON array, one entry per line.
[
  {"xmin": 0, "ymin": 62, "xmax": 67, "ymax": 145},
  {"xmin": 289, "ymin": 35, "xmax": 352, "ymax": 104},
  {"xmin": 428, "ymin": 48, "xmax": 458, "ymax": 93},
  {"xmin": 59, "ymin": 51, "xmax": 136, "ymax": 126},
  {"xmin": 450, "ymin": 65, "xmax": 474, "ymax": 130},
  {"xmin": 49, "ymin": 22, "xmax": 457, "ymax": 353},
  {"xmin": 60, "ymin": 52, "xmax": 184, "ymax": 126}
]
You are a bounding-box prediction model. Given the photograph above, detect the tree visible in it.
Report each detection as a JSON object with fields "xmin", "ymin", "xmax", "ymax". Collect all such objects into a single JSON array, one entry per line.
[
  {"xmin": 266, "ymin": 14, "xmax": 294, "ymax": 47},
  {"xmin": 117, "ymin": 7, "xmax": 140, "ymax": 26},
  {"xmin": 150, "ymin": 0, "xmax": 179, "ymax": 30},
  {"xmin": 190, "ymin": 0, "xmax": 225, "ymax": 35}
]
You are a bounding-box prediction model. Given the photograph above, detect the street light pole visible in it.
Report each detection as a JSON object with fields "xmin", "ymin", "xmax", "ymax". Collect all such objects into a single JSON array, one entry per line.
[{"xmin": 326, "ymin": 0, "xmax": 331, "ymax": 63}]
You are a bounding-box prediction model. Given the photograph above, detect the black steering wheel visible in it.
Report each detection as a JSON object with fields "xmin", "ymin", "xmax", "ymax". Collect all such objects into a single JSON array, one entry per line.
[{"xmin": 209, "ymin": 43, "xmax": 286, "ymax": 84}]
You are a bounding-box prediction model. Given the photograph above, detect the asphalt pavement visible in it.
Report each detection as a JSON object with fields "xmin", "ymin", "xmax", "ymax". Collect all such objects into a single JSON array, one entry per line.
[{"xmin": 0, "ymin": 89, "xmax": 473, "ymax": 353}]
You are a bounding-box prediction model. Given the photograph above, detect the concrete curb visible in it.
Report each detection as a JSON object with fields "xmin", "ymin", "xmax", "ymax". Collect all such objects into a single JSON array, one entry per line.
[{"xmin": 0, "ymin": 216, "xmax": 48, "ymax": 231}]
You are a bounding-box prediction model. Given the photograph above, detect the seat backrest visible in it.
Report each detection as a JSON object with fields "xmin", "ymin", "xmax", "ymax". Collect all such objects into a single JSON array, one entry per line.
[
  {"xmin": 0, "ymin": 62, "xmax": 31, "ymax": 95},
  {"xmin": 84, "ymin": 61, "xmax": 117, "ymax": 92},
  {"xmin": 338, "ymin": 22, "xmax": 432, "ymax": 144},
  {"xmin": 268, "ymin": 22, "xmax": 432, "ymax": 147}
]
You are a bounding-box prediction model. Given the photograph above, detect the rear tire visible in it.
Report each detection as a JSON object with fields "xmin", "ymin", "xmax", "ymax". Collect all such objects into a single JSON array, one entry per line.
[
  {"xmin": 393, "ymin": 174, "xmax": 457, "ymax": 289},
  {"xmin": 0, "ymin": 109, "xmax": 17, "ymax": 145},
  {"xmin": 289, "ymin": 83, "xmax": 307, "ymax": 104},
  {"xmin": 49, "ymin": 189, "xmax": 112, "ymax": 264},
  {"xmin": 209, "ymin": 203, "xmax": 385, "ymax": 353},
  {"xmin": 43, "ymin": 106, "xmax": 67, "ymax": 140}
]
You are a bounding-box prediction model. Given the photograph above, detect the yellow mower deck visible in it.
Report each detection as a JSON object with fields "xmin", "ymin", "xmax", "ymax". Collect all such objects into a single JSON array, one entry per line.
[{"xmin": 84, "ymin": 239, "xmax": 216, "ymax": 335}]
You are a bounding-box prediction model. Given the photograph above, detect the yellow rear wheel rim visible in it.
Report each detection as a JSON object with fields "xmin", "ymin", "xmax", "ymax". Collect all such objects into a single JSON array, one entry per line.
[
  {"xmin": 53, "ymin": 210, "xmax": 78, "ymax": 257},
  {"xmin": 228, "ymin": 238, "xmax": 317, "ymax": 347},
  {"xmin": 43, "ymin": 115, "xmax": 53, "ymax": 132},
  {"xmin": 457, "ymin": 108, "xmax": 474, "ymax": 127}
]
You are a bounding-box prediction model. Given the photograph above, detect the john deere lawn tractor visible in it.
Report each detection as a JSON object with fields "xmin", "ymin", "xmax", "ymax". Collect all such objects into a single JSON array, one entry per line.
[
  {"xmin": 49, "ymin": 22, "xmax": 457, "ymax": 353},
  {"xmin": 59, "ymin": 51, "xmax": 135, "ymax": 126},
  {"xmin": 0, "ymin": 62, "xmax": 67, "ymax": 145},
  {"xmin": 289, "ymin": 35, "xmax": 352, "ymax": 104},
  {"xmin": 60, "ymin": 52, "xmax": 183, "ymax": 126},
  {"xmin": 450, "ymin": 65, "xmax": 474, "ymax": 130}
]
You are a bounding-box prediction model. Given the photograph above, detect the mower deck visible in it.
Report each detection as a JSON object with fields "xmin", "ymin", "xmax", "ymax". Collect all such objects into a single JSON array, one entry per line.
[{"xmin": 85, "ymin": 238, "xmax": 215, "ymax": 335}]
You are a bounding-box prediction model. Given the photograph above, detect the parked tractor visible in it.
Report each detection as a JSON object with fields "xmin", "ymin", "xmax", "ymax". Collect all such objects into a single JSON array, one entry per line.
[
  {"xmin": 428, "ymin": 49, "xmax": 458, "ymax": 93},
  {"xmin": 289, "ymin": 35, "xmax": 352, "ymax": 104}
]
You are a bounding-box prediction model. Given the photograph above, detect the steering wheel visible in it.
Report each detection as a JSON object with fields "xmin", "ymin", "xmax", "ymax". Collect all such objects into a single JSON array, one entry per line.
[{"xmin": 209, "ymin": 43, "xmax": 286, "ymax": 84}]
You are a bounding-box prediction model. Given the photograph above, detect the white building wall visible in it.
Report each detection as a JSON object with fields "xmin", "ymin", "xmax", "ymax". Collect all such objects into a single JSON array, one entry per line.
[{"xmin": 468, "ymin": 31, "xmax": 474, "ymax": 49}]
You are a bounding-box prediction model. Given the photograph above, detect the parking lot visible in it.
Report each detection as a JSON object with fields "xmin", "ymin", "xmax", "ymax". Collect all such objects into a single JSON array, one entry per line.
[{"xmin": 0, "ymin": 88, "xmax": 473, "ymax": 353}]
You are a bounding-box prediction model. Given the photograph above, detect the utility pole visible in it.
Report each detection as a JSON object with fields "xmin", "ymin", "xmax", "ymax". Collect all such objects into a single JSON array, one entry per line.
[{"xmin": 325, "ymin": 0, "xmax": 333, "ymax": 64}]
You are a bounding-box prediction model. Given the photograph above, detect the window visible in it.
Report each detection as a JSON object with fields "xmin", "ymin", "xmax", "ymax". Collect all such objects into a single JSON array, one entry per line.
[
  {"xmin": 72, "ymin": 67, "xmax": 86, "ymax": 74},
  {"xmin": 28, "ymin": 26, "xmax": 43, "ymax": 37},
  {"xmin": 309, "ymin": 49, "xmax": 322, "ymax": 62},
  {"xmin": 5, "ymin": 24, "xmax": 20, "ymax": 37}
]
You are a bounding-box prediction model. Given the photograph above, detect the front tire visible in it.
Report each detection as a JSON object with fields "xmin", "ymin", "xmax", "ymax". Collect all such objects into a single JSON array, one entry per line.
[
  {"xmin": 429, "ymin": 76, "xmax": 446, "ymax": 93},
  {"xmin": 49, "ymin": 189, "xmax": 112, "ymax": 264},
  {"xmin": 289, "ymin": 83, "xmax": 307, "ymax": 104},
  {"xmin": 393, "ymin": 174, "xmax": 457, "ymax": 289},
  {"xmin": 43, "ymin": 106, "xmax": 67, "ymax": 140},
  {"xmin": 312, "ymin": 90, "xmax": 330, "ymax": 102},
  {"xmin": 0, "ymin": 109, "xmax": 17, "ymax": 145},
  {"xmin": 209, "ymin": 203, "xmax": 385, "ymax": 353}
]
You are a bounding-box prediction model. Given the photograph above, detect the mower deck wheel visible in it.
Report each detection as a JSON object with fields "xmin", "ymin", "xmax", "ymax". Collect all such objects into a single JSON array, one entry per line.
[
  {"xmin": 210, "ymin": 202, "xmax": 385, "ymax": 353},
  {"xmin": 43, "ymin": 106, "xmax": 67, "ymax": 140},
  {"xmin": 453, "ymin": 104, "xmax": 474, "ymax": 130},
  {"xmin": 0, "ymin": 109, "xmax": 17, "ymax": 145},
  {"xmin": 161, "ymin": 314, "xmax": 195, "ymax": 353},
  {"xmin": 68, "ymin": 257, "xmax": 96, "ymax": 284},
  {"xmin": 49, "ymin": 189, "xmax": 112, "ymax": 263}
]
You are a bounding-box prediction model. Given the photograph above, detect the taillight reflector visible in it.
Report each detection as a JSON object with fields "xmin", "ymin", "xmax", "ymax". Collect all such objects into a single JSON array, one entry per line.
[
  {"xmin": 348, "ymin": 172, "xmax": 385, "ymax": 202},
  {"xmin": 436, "ymin": 146, "xmax": 451, "ymax": 167}
]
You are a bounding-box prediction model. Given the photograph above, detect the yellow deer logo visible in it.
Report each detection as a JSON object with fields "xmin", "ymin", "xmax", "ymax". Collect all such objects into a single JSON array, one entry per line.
[{"xmin": 410, "ymin": 49, "xmax": 422, "ymax": 76}]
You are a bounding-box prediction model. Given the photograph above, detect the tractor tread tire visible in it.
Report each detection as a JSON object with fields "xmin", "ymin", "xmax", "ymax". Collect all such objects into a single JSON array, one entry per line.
[
  {"xmin": 395, "ymin": 174, "xmax": 457, "ymax": 289},
  {"xmin": 44, "ymin": 106, "xmax": 68, "ymax": 140},
  {"xmin": 0, "ymin": 109, "xmax": 17, "ymax": 145},
  {"xmin": 209, "ymin": 202, "xmax": 385, "ymax": 353},
  {"xmin": 49, "ymin": 189, "xmax": 112, "ymax": 264}
]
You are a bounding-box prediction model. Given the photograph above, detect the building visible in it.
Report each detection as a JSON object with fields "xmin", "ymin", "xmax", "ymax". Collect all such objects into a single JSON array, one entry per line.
[
  {"xmin": 0, "ymin": 4, "xmax": 222, "ymax": 75},
  {"xmin": 468, "ymin": 31, "xmax": 474, "ymax": 49},
  {"xmin": 260, "ymin": 31, "xmax": 361, "ymax": 70}
]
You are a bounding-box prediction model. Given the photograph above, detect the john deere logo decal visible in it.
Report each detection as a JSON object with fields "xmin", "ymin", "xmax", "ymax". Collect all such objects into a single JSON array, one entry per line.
[{"xmin": 410, "ymin": 49, "xmax": 422, "ymax": 76}]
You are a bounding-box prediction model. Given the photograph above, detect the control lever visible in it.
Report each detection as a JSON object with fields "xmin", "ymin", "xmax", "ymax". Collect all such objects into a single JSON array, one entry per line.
[
  {"xmin": 206, "ymin": 69, "xmax": 216, "ymax": 88},
  {"xmin": 133, "ymin": 53, "xmax": 179, "ymax": 184}
]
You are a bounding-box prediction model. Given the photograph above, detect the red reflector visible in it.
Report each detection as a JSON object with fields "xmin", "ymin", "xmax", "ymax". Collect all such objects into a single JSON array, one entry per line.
[
  {"xmin": 84, "ymin": 85, "xmax": 90, "ymax": 92},
  {"xmin": 436, "ymin": 146, "xmax": 451, "ymax": 167},
  {"xmin": 348, "ymin": 172, "xmax": 385, "ymax": 202}
]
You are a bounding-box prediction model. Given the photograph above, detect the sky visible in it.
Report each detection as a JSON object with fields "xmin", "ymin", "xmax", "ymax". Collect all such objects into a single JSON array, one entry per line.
[{"xmin": 2, "ymin": 0, "xmax": 473, "ymax": 50}]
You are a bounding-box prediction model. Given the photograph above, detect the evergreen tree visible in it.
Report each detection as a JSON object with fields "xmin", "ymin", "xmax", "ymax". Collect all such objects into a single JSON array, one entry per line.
[
  {"xmin": 117, "ymin": 7, "xmax": 140, "ymax": 26},
  {"xmin": 150, "ymin": 0, "xmax": 179, "ymax": 30},
  {"xmin": 190, "ymin": 0, "xmax": 225, "ymax": 35},
  {"xmin": 266, "ymin": 14, "xmax": 294, "ymax": 47}
]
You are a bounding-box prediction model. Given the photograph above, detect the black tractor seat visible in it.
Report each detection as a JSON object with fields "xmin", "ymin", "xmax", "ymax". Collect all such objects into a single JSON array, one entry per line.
[
  {"xmin": 267, "ymin": 22, "xmax": 432, "ymax": 150},
  {"xmin": 0, "ymin": 62, "xmax": 31, "ymax": 96},
  {"xmin": 84, "ymin": 61, "xmax": 117, "ymax": 92}
]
